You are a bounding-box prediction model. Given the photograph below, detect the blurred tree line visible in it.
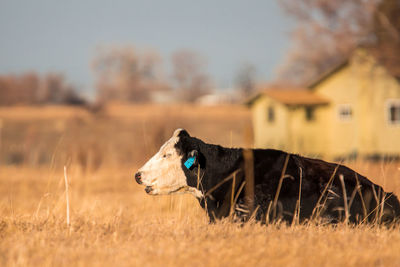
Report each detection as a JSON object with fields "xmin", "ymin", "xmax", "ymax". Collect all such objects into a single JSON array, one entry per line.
[
  {"xmin": 92, "ymin": 46, "xmax": 212, "ymax": 103},
  {"xmin": 277, "ymin": 0, "xmax": 400, "ymax": 84},
  {"xmin": 0, "ymin": 72, "xmax": 85, "ymax": 106},
  {"xmin": 0, "ymin": 46, "xmax": 214, "ymax": 106},
  {"xmin": 3, "ymin": 0, "xmax": 397, "ymax": 105}
]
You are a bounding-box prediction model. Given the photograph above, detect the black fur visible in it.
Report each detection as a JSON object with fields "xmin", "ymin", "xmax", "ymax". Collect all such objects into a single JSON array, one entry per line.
[{"xmin": 175, "ymin": 131, "xmax": 400, "ymax": 224}]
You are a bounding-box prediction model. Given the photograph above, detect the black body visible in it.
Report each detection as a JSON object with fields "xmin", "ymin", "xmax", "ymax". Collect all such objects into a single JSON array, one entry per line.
[{"xmin": 175, "ymin": 130, "xmax": 400, "ymax": 224}]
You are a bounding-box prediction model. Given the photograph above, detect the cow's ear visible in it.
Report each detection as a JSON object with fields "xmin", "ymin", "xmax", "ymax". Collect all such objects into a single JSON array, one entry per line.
[
  {"xmin": 173, "ymin": 128, "xmax": 190, "ymax": 138},
  {"xmin": 184, "ymin": 150, "xmax": 198, "ymax": 169},
  {"xmin": 189, "ymin": 150, "xmax": 198, "ymax": 158}
]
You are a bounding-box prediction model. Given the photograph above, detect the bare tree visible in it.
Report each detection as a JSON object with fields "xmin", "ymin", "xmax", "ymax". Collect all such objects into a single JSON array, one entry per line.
[
  {"xmin": 276, "ymin": 0, "xmax": 382, "ymax": 85},
  {"xmin": 0, "ymin": 72, "xmax": 83, "ymax": 106},
  {"xmin": 0, "ymin": 73, "xmax": 39, "ymax": 105},
  {"xmin": 370, "ymin": 0, "xmax": 400, "ymax": 75},
  {"xmin": 92, "ymin": 45, "xmax": 167, "ymax": 103},
  {"xmin": 37, "ymin": 73, "xmax": 84, "ymax": 105},
  {"xmin": 38, "ymin": 73, "xmax": 65, "ymax": 103},
  {"xmin": 235, "ymin": 63, "xmax": 257, "ymax": 97},
  {"xmin": 171, "ymin": 49, "xmax": 212, "ymax": 102}
]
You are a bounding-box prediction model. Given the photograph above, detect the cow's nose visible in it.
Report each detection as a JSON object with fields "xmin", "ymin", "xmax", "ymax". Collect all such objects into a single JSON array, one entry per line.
[{"xmin": 135, "ymin": 172, "xmax": 142, "ymax": 184}]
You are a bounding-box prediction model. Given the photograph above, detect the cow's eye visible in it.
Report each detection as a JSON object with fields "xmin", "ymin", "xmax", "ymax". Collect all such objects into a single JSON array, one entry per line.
[{"xmin": 163, "ymin": 154, "xmax": 171, "ymax": 158}]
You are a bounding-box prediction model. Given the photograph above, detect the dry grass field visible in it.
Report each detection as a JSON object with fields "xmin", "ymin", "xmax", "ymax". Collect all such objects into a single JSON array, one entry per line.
[{"xmin": 1, "ymin": 104, "xmax": 400, "ymax": 266}]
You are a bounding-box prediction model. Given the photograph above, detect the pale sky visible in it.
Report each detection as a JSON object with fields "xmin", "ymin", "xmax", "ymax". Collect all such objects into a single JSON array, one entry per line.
[{"xmin": 0, "ymin": 0, "xmax": 294, "ymax": 94}]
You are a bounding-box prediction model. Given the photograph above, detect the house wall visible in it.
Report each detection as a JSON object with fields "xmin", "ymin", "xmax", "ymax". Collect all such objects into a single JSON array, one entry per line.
[
  {"xmin": 314, "ymin": 64, "xmax": 359, "ymax": 159},
  {"xmin": 250, "ymin": 96, "xmax": 290, "ymax": 150},
  {"xmin": 251, "ymin": 96, "xmax": 328, "ymax": 157},
  {"xmin": 250, "ymin": 49, "xmax": 400, "ymax": 159},
  {"xmin": 353, "ymin": 50, "xmax": 400, "ymax": 157},
  {"xmin": 315, "ymin": 49, "xmax": 400, "ymax": 159},
  {"xmin": 288, "ymin": 105, "xmax": 329, "ymax": 158}
]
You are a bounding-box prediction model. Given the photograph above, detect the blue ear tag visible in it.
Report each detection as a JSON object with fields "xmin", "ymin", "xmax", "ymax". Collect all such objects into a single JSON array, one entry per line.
[{"xmin": 184, "ymin": 156, "xmax": 196, "ymax": 169}]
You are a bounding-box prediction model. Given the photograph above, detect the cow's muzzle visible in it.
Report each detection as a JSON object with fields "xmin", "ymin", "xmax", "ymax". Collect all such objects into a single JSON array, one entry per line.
[{"xmin": 145, "ymin": 186, "xmax": 153, "ymax": 194}]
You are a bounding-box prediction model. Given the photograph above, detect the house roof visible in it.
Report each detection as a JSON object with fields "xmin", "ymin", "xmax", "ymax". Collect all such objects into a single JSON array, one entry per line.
[
  {"xmin": 307, "ymin": 46, "xmax": 400, "ymax": 89},
  {"xmin": 246, "ymin": 86, "xmax": 329, "ymax": 106},
  {"xmin": 247, "ymin": 47, "xmax": 400, "ymax": 107},
  {"xmin": 367, "ymin": 46, "xmax": 400, "ymax": 79},
  {"xmin": 307, "ymin": 60, "xmax": 349, "ymax": 89}
]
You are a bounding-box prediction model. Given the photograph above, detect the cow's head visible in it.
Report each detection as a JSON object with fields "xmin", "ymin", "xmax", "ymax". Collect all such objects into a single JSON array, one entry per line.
[{"xmin": 134, "ymin": 128, "xmax": 204, "ymax": 198}]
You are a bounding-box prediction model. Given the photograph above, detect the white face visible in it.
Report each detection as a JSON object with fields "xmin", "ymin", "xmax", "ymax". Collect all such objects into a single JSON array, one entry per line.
[{"xmin": 136, "ymin": 129, "xmax": 203, "ymax": 198}]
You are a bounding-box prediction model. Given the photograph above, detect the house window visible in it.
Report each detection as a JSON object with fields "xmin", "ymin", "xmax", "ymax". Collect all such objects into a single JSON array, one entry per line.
[
  {"xmin": 305, "ymin": 107, "xmax": 315, "ymax": 121},
  {"xmin": 387, "ymin": 100, "xmax": 400, "ymax": 124},
  {"xmin": 338, "ymin": 104, "xmax": 353, "ymax": 121},
  {"xmin": 267, "ymin": 106, "xmax": 275, "ymax": 123}
]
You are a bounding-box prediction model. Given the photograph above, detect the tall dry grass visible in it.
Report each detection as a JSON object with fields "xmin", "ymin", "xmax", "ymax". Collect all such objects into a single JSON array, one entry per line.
[
  {"xmin": 0, "ymin": 103, "xmax": 252, "ymax": 170},
  {"xmin": 2, "ymin": 166, "xmax": 400, "ymax": 266},
  {"xmin": 1, "ymin": 104, "xmax": 400, "ymax": 266}
]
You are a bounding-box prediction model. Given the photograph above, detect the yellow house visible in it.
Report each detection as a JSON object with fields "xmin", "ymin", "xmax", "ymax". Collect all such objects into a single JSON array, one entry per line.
[{"xmin": 247, "ymin": 49, "xmax": 400, "ymax": 160}]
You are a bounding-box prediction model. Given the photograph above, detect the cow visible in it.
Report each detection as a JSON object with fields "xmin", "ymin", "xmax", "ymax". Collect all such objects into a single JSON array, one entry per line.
[{"xmin": 135, "ymin": 128, "xmax": 400, "ymax": 224}]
